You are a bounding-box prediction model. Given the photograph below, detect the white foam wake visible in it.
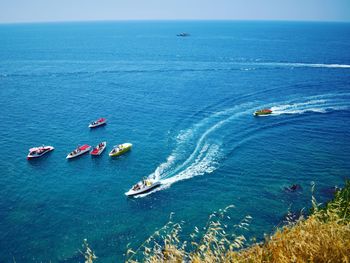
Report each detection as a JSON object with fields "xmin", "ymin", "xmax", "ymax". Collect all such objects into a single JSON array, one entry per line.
[
  {"xmin": 138, "ymin": 104, "xmax": 253, "ymax": 197},
  {"xmin": 150, "ymin": 104, "xmax": 252, "ymax": 182},
  {"xmin": 134, "ymin": 143, "xmax": 221, "ymax": 198},
  {"xmin": 136, "ymin": 94, "xmax": 349, "ymax": 197},
  {"xmin": 253, "ymin": 62, "xmax": 350, "ymax": 69},
  {"xmin": 269, "ymin": 97, "xmax": 348, "ymax": 116}
]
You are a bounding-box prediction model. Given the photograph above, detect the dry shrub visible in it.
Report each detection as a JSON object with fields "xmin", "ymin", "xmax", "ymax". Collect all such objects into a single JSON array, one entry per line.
[
  {"xmin": 228, "ymin": 181, "xmax": 350, "ymax": 262},
  {"xmin": 126, "ymin": 181, "xmax": 350, "ymax": 263},
  {"xmin": 81, "ymin": 239, "xmax": 97, "ymax": 263},
  {"xmin": 229, "ymin": 214, "xmax": 350, "ymax": 262}
]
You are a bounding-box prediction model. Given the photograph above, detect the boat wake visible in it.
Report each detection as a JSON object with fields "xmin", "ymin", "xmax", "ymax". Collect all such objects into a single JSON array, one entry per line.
[
  {"xmin": 134, "ymin": 93, "xmax": 349, "ymax": 198},
  {"xmin": 250, "ymin": 62, "xmax": 350, "ymax": 69},
  {"xmin": 133, "ymin": 103, "xmax": 254, "ymax": 198},
  {"xmin": 269, "ymin": 98, "xmax": 348, "ymax": 116},
  {"xmin": 134, "ymin": 143, "xmax": 221, "ymax": 198},
  {"xmin": 2, "ymin": 61, "xmax": 349, "ymax": 79}
]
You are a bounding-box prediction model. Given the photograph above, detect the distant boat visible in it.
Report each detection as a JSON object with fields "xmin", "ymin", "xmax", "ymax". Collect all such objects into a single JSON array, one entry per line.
[
  {"xmin": 254, "ymin": 109, "xmax": 272, "ymax": 116},
  {"xmin": 66, "ymin": 144, "xmax": 91, "ymax": 159},
  {"xmin": 125, "ymin": 178, "xmax": 161, "ymax": 197},
  {"xmin": 109, "ymin": 143, "xmax": 132, "ymax": 157},
  {"xmin": 90, "ymin": 141, "xmax": 107, "ymax": 156},
  {"xmin": 89, "ymin": 118, "xmax": 107, "ymax": 128},
  {"xmin": 177, "ymin": 32, "xmax": 190, "ymax": 37},
  {"xmin": 27, "ymin": 145, "xmax": 54, "ymax": 160}
]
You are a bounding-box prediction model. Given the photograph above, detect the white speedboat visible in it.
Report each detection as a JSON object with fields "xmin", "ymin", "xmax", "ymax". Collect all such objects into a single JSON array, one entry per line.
[
  {"xmin": 27, "ymin": 145, "xmax": 54, "ymax": 160},
  {"xmin": 66, "ymin": 144, "xmax": 91, "ymax": 159},
  {"xmin": 89, "ymin": 118, "xmax": 107, "ymax": 128},
  {"xmin": 125, "ymin": 178, "xmax": 161, "ymax": 197},
  {"xmin": 90, "ymin": 141, "xmax": 107, "ymax": 156}
]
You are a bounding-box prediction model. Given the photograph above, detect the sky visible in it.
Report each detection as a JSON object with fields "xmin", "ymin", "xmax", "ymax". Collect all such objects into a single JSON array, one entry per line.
[{"xmin": 0, "ymin": 0, "xmax": 349, "ymax": 23}]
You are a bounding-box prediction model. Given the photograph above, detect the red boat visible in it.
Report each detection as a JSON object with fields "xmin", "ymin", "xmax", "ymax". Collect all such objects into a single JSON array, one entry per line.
[
  {"xmin": 66, "ymin": 144, "xmax": 91, "ymax": 159},
  {"xmin": 89, "ymin": 118, "xmax": 107, "ymax": 128},
  {"xmin": 90, "ymin": 142, "xmax": 107, "ymax": 156}
]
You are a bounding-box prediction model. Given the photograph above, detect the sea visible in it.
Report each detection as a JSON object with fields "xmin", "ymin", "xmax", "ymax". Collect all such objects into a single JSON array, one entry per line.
[{"xmin": 0, "ymin": 21, "xmax": 349, "ymax": 262}]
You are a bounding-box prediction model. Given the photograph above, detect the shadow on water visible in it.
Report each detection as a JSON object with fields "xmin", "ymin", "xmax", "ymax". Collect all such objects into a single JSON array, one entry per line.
[
  {"xmin": 66, "ymin": 152, "xmax": 91, "ymax": 162},
  {"xmin": 89, "ymin": 123, "xmax": 107, "ymax": 132},
  {"xmin": 108, "ymin": 150, "xmax": 132, "ymax": 161},
  {"xmin": 125, "ymin": 189, "xmax": 171, "ymax": 210},
  {"xmin": 319, "ymin": 185, "xmax": 342, "ymax": 200},
  {"xmin": 26, "ymin": 151, "xmax": 54, "ymax": 167}
]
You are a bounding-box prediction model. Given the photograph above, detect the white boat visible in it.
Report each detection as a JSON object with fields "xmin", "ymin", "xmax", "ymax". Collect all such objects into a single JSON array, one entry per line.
[
  {"xmin": 27, "ymin": 145, "xmax": 54, "ymax": 160},
  {"xmin": 66, "ymin": 144, "xmax": 91, "ymax": 159},
  {"xmin": 125, "ymin": 178, "xmax": 161, "ymax": 197},
  {"xmin": 90, "ymin": 141, "xmax": 107, "ymax": 156},
  {"xmin": 89, "ymin": 118, "xmax": 107, "ymax": 128}
]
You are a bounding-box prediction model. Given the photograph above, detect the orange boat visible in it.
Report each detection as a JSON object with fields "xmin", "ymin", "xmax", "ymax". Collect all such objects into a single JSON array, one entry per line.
[{"xmin": 254, "ymin": 109, "xmax": 272, "ymax": 116}]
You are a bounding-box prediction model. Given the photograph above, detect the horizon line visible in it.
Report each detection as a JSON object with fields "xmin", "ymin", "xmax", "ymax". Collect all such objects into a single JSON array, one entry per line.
[{"xmin": 1, "ymin": 18, "xmax": 350, "ymax": 25}]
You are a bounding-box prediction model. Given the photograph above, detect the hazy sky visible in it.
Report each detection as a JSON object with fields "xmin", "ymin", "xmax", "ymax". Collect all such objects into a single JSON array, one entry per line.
[{"xmin": 1, "ymin": 0, "xmax": 349, "ymax": 23}]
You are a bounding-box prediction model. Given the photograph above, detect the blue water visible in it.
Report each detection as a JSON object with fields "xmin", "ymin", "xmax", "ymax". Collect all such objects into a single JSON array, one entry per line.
[{"xmin": 0, "ymin": 21, "xmax": 350, "ymax": 262}]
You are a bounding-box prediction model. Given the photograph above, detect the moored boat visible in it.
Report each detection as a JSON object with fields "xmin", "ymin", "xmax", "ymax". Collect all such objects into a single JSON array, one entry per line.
[
  {"xmin": 90, "ymin": 141, "xmax": 107, "ymax": 156},
  {"xmin": 109, "ymin": 143, "xmax": 132, "ymax": 157},
  {"xmin": 27, "ymin": 145, "xmax": 54, "ymax": 160},
  {"xmin": 254, "ymin": 109, "xmax": 273, "ymax": 116},
  {"xmin": 89, "ymin": 118, "xmax": 107, "ymax": 128},
  {"xmin": 66, "ymin": 144, "xmax": 91, "ymax": 159},
  {"xmin": 125, "ymin": 178, "xmax": 161, "ymax": 197}
]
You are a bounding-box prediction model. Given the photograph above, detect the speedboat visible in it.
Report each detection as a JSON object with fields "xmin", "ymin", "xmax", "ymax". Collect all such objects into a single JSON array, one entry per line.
[
  {"xmin": 177, "ymin": 32, "xmax": 190, "ymax": 37},
  {"xmin": 254, "ymin": 109, "xmax": 272, "ymax": 116},
  {"xmin": 125, "ymin": 178, "xmax": 161, "ymax": 197},
  {"xmin": 109, "ymin": 143, "xmax": 132, "ymax": 157},
  {"xmin": 66, "ymin": 144, "xmax": 91, "ymax": 159},
  {"xmin": 27, "ymin": 145, "xmax": 54, "ymax": 160},
  {"xmin": 89, "ymin": 118, "xmax": 107, "ymax": 128},
  {"xmin": 90, "ymin": 141, "xmax": 107, "ymax": 156}
]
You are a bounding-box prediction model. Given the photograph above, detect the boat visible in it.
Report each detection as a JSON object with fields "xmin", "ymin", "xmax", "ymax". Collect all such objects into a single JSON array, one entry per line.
[
  {"xmin": 90, "ymin": 141, "xmax": 107, "ymax": 156},
  {"xmin": 125, "ymin": 178, "xmax": 161, "ymax": 197},
  {"xmin": 89, "ymin": 118, "xmax": 107, "ymax": 128},
  {"xmin": 109, "ymin": 143, "xmax": 132, "ymax": 157},
  {"xmin": 27, "ymin": 145, "xmax": 54, "ymax": 160},
  {"xmin": 254, "ymin": 109, "xmax": 273, "ymax": 116},
  {"xmin": 66, "ymin": 144, "xmax": 91, "ymax": 159},
  {"xmin": 177, "ymin": 32, "xmax": 190, "ymax": 37}
]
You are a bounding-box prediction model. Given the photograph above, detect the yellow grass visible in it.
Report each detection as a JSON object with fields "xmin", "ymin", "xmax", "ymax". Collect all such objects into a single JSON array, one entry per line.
[
  {"xmin": 227, "ymin": 214, "xmax": 350, "ymax": 263},
  {"xmin": 125, "ymin": 181, "xmax": 350, "ymax": 263}
]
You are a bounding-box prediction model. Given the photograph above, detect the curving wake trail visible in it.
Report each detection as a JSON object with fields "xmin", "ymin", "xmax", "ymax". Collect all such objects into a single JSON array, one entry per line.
[{"xmin": 134, "ymin": 94, "xmax": 350, "ymax": 198}]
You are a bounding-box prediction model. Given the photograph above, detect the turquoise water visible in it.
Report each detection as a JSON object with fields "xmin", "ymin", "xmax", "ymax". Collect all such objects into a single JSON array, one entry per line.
[{"xmin": 0, "ymin": 21, "xmax": 350, "ymax": 262}]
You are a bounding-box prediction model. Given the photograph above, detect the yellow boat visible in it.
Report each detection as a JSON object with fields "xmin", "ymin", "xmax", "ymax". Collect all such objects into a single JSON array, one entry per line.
[{"xmin": 109, "ymin": 143, "xmax": 132, "ymax": 157}]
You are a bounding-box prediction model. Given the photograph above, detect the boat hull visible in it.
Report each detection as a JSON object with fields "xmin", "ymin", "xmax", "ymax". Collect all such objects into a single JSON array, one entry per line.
[
  {"xmin": 89, "ymin": 118, "xmax": 107, "ymax": 128},
  {"xmin": 254, "ymin": 112, "xmax": 272, "ymax": 116},
  {"xmin": 109, "ymin": 143, "xmax": 132, "ymax": 157},
  {"xmin": 27, "ymin": 146, "xmax": 54, "ymax": 159},
  {"xmin": 125, "ymin": 181, "xmax": 161, "ymax": 197},
  {"xmin": 66, "ymin": 145, "xmax": 91, "ymax": 159},
  {"xmin": 254, "ymin": 109, "xmax": 273, "ymax": 116}
]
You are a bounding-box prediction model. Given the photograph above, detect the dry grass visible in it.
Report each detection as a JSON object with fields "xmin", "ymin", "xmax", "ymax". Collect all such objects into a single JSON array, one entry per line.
[
  {"xmin": 124, "ymin": 181, "xmax": 350, "ymax": 263},
  {"xmin": 228, "ymin": 213, "xmax": 350, "ymax": 262},
  {"xmin": 81, "ymin": 239, "xmax": 97, "ymax": 263}
]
